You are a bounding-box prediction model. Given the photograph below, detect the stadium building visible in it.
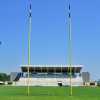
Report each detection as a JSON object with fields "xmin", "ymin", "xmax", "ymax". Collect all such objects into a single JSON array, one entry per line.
[{"xmin": 10, "ymin": 64, "xmax": 84, "ymax": 86}]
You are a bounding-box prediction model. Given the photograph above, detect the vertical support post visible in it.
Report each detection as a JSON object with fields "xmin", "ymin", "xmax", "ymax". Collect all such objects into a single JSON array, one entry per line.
[
  {"xmin": 68, "ymin": 4, "xmax": 73, "ymax": 96},
  {"xmin": 27, "ymin": 0, "xmax": 32, "ymax": 96}
]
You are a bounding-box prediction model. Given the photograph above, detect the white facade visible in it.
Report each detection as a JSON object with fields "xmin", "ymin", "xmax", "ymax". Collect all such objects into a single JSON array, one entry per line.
[{"xmin": 13, "ymin": 77, "xmax": 83, "ymax": 86}]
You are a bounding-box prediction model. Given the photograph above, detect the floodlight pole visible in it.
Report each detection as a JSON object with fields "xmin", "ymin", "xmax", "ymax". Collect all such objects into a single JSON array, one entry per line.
[
  {"xmin": 68, "ymin": 4, "xmax": 73, "ymax": 96},
  {"xmin": 27, "ymin": 0, "xmax": 32, "ymax": 96}
]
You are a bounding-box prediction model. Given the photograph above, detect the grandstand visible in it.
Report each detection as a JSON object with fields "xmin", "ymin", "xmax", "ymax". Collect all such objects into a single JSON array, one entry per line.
[{"xmin": 11, "ymin": 65, "xmax": 84, "ymax": 86}]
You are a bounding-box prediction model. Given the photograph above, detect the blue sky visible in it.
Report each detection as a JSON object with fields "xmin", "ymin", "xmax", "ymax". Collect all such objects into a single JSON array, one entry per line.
[{"xmin": 0, "ymin": 0, "xmax": 100, "ymax": 80}]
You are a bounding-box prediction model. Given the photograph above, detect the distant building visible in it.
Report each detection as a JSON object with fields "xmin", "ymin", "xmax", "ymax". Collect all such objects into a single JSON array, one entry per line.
[{"xmin": 82, "ymin": 72, "xmax": 90, "ymax": 85}]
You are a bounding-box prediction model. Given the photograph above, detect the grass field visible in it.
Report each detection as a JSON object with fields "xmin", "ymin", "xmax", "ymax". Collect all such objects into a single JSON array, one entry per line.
[{"xmin": 0, "ymin": 86, "xmax": 100, "ymax": 100}]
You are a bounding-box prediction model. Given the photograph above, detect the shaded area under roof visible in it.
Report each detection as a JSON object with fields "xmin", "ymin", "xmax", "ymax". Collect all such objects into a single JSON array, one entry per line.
[{"xmin": 21, "ymin": 65, "xmax": 82, "ymax": 73}]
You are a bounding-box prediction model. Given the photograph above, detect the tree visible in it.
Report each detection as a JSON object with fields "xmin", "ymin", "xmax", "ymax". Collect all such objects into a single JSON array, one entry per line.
[{"xmin": 0, "ymin": 73, "xmax": 10, "ymax": 82}]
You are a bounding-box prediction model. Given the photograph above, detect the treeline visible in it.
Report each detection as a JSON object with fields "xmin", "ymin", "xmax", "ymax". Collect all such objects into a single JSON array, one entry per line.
[{"xmin": 0, "ymin": 73, "xmax": 10, "ymax": 82}]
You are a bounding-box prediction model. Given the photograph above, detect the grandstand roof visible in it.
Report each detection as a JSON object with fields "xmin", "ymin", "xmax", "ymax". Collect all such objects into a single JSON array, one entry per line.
[{"xmin": 21, "ymin": 65, "xmax": 83, "ymax": 73}]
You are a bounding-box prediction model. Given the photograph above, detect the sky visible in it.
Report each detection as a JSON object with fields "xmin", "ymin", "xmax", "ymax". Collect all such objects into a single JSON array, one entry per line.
[{"xmin": 0, "ymin": 0, "xmax": 100, "ymax": 80}]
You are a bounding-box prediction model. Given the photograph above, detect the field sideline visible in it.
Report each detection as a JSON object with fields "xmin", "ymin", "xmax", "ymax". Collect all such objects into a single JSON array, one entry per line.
[{"xmin": 0, "ymin": 86, "xmax": 100, "ymax": 100}]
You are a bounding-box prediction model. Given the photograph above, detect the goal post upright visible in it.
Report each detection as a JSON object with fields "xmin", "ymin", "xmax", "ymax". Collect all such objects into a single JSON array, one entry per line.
[
  {"xmin": 27, "ymin": 0, "xmax": 32, "ymax": 96},
  {"xmin": 68, "ymin": 3, "xmax": 73, "ymax": 96}
]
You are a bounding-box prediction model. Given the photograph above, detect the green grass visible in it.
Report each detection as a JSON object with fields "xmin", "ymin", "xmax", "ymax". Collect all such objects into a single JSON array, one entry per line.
[{"xmin": 0, "ymin": 86, "xmax": 100, "ymax": 100}]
